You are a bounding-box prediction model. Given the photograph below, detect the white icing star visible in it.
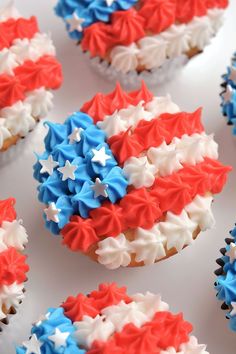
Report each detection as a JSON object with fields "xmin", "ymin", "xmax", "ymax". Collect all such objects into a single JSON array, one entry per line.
[
  {"xmin": 33, "ymin": 312, "xmax": 50, "ymax": 327},
  {"xmin": 66, "ymin": 12, "xmax": 85, "ymax": 32},
  {"xmin": 91, "ymin": 147, "xmax": 111, "ymax": 167},
  {"xmin": 106, "ymin": 0, "xmax": 115, "ymax": 6},
  {"xmin": 226, "ymin": 243, "xmax": 236, "ymax": 264},
  {"xmin": 22, "ymin": 334, "xmax": 43, "ymax": 354},
  {"xmin": 230, "ymin": 302, "xmax": 236, "ymax": 317},
  {"xmin": 222, "ymin": 85, "xmax": 234, "ymax": 103},
  {"xmin": 44, "ymin": 203, "xmax": 61, "ymax": 223},
  {"xmin": 68, "ymin": 127, "xmax": 83, "ymax": 144},
  {"xmin": 229, "ymin": 66, "xmax": 236, "ymax": 83},
  {"xmin": 48, "ymin": 328, "xmax": 70, "ymax": 349},
  {"xmin": 58, "ymin": 160, "xmax": 77, "ymax": 181},
  {"xmin": 91, "ymin": 178, "xmax": 108, "ymax": 198},
  {"xmin": 39, "ymin": 155, "xmax": 58, "ymax": 175}
]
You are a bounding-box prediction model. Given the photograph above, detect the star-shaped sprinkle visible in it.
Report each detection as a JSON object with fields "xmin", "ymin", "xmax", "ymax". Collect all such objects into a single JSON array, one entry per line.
[
  {"xmin": 106, "ymin": 0, "xmax": 115, "ymax": 6},
  {"xmin": 68, "ymin": 127, "xmax": 83, "ymax": 144},
  {"xmin": 44, "ymin": 203, "xmax": 61, "ymax": 223},
  {"xmin": 39, "ymin": 155, "xmax": 58, "ymax": 175},
  {"xmin": 58, "ymin": 160, "xmax": 77, "ymax": 181},
  {"xmin": 33, "ymin": 312, "xmax": 50, "ymax": 327},
  {"xmin": 222, "ymin": 85, "xmax": 234, "ymax": 103},
  {"xmin": 230, "ymin": 302, "xmax": 236, "ymax": 317},
  {"xmin": 226, "ymin": 243, "xmax": 236, "ymax": 263},
  {"xmin": 229, "ymin": 66, "xmax": 236, "ymax": 83},
  {"xmin": 91, "ymin": 178, "xmax": 108, "ymax": 198},
  {"xmin": 91, "ymin": 146, "xmax": 111, "ymax": 167},
  {"xmin": 48, "ymin": 328, "xmax": 70, "ymax": 349},
  {"xmin": 66, "ymin": 12, "xmax": 85, "ymax": 32},
  {"xmin": 22, "ymin": 334, "xmax": 43, "ymax": 354}
]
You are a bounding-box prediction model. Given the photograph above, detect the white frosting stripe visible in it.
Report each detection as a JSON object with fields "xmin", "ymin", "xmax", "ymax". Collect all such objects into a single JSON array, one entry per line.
[
  {"xmin": 0, "ymin": 219, "xmax": 28, "ymax": 252},
  {"xmin": 109, "ymin": 9, "xmax": 224, "ymax": 74},
  {"xmin": 160, "ymin": 336, "xmax": 209, "ymax": 354},
  {"xmin": 74, "ymin": 295, "xmax": 169, "ymax": 349},
  {"xmin": 95, "ymin": 195, "xmax": 215, "ymax": 268},
  {"xmin": 97, "ymin": 95, "xmax": 180, "ymax": 138},
  {"xmin": 123, "ymin": 133, "xmax": 218, "ymax": 188},
  {"xmin": 0, "ymin": 282, "xmax": 25, "ymax": 320}
]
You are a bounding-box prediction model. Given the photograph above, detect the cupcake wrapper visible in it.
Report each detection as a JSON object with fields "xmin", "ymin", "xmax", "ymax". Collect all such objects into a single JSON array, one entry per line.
[{"xmin": 88, "ymin": 53, "xmax": 189, "ymax": 89}]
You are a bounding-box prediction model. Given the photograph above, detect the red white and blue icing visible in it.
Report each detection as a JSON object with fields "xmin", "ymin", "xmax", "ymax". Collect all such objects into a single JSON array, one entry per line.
[
  {"xmin": 221, "ymin": 52, "xmax": 236, "ymax": 130},
  {"xmin": 215, "ymin": 225, "xmax": 236, "ymax": 332},
  {"xmin": 33, "ymin": 83, "xmax": 231, "ymax": 268},
  {"xmin": 16, "ymin": 283, "xmax": 209, "ymax": 353}
]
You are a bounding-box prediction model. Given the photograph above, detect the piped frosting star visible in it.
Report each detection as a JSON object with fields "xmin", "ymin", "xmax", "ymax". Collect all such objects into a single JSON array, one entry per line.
[
  {"xmin": 48, "ymin": 328, "xmax": 70, "ymax": 349},
  {"xmin": 69, "ymin": 127, "xmax": 83, "ymax": 144},
  {"xmin": 58, "ymin": 160, "xmax": 77, "ymax": 181},
  {"xmin": 106, "ymin": 0, "xmax": 115, "ymax": 6},
  {"xmin": 91, "ymin": 146, "xmax": 111, "ymax": 167},
  {"xmin": 22, "ymin": 334, "xmax": 42, "ymax": 354},
  {"xmin": 44, "ymin": 203, "xmax": 61, "ymax": 223},
  {"xmin": 222, "ymin": 85, "xmax": 234, "ymax": 103},
  {"xmin": 226, "ymin": 243, "xmax": 236, "ymax": 264},
  {"xmin": 33, "ymin": 312, "xmax": 50, "ymax": 327},
  {"xmin": 39, "ymin": 155, "xmax": 59, "ymax": 175},
  {"xmin": 66, "ymin": 12, "xmax": 85, "ymax": 32},
  {"xmin": 91, "ymin": 178, "xmax": 108, "ymax": 198}
]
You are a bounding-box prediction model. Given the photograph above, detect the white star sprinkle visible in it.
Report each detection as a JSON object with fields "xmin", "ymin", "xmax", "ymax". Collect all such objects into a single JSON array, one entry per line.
[
  {"xmin": 48, "ymin": 328, "xmax": 70, "ymax": 349},
  {"xmin": 44, "ymin": 203, "xmax": 61, "ymax": 223},
  {"xmin": 39, "ymin": 155, "xmax": 58, "ymax": 175},
  {"xmin": 106, "ymin": 0, "xmax": 115, "ymax": 6},
  {"xmin": 58, "ymin": 160, "xmax": 77, "ymax": 181},
  {"xmin": 91, "ymin": 146, "xmax": 111, "ymax": 167},
  {"xmin": 22, "ymin": 334, "xmax": 43, "ymax": 354},
  {"xmin": 230, "ymin": 302, "xmax": 236, "ymax": 317},
  {"xmin": 226, "ymin": 243, "xmax": 236, "ymax": 264},
  {"xmin": 222, "ymin": 85, "xmax": 234, "ymax": 103},
  {"xmin": 33, "ymin": 312, "xmax": 50, "ymax": 327},
  {"xmin": 66, "ymin": 12, "xmax": 85, "ymax": 32},
  {"xmin": 68, "ymin": 127, "xmax": 83, "ymax": 144},
  {"xmin": 91, "ymin": 178, "xmax": 108, "ymax": 198},
  {"xmin": 229, "ymin": 66, "xmax": 236, "ymax": 83}
]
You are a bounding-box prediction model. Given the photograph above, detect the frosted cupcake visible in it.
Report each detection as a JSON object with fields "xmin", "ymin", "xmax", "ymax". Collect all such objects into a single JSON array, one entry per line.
[
  {"xmin": 0, "ymin": 197, "xmax": 29, "ymax": 331},
  {"xmin": 0, "ymin": 2, "xmax": 63, "ymax": 165},
  {"xmin": 55, "ymin": 0, "xmax": 228, "ymax": 87},
  {"xmin": 33, "ymin": 83, "xmax": 231, "ymax": 269},
  {"xmin": 16, "ymin": 282, "xmax": 209, "ymax": 353}
]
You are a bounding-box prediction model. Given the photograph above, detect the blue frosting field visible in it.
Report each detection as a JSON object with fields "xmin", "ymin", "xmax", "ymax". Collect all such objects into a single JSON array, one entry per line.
[
  {"xmin": 221, "ymin": 52, "xmax": 236, "ymax": 128},
  {"xmin": 16, "ymin": 308, "xmax": 85, "ymax": 354},
  {"xmin": 33, "ymin": 111, "xmax": 128, "ymax": 235},
  {"xmin": 215, "ymin": 225, "xmax": 236, "ymax": 332},
  {"xmin": 54, "ymin": 0, "xmax": 137, "ymax": 41}
]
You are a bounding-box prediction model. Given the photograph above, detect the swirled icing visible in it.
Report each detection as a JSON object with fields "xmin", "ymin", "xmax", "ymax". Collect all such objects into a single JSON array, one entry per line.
[
  {"xmin": 138, "ymin": 36, "xmax": 168, "ymax": 70},
  {"xmin": 110, "ymin": 44, "xmax": 139, "ymax": 74}
]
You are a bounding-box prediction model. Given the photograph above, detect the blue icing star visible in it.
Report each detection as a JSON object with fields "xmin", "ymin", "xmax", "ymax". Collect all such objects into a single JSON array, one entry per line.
[
  {"xmin": 52, "ymin": 143, "xmax": 78, "ymax": 166},
  {"xmin": 230, "ymin": 226, "xmax": 236, "ymax": 240},
  {"xmin": 65, "ymin": 111, "xmax": 93, "ymax": 132},
  {"xmin": 85, "ymin": 142, "xmax": 117, "ymax": 178},
  {"xmin": 102, "ymin": 166, "xmax": 128, "ymax": 203},
  {"xmin": 215, "ymin": 270, "xmax": 236, "ymax": 305},
  {"xmin": 16, "ymin": 307, "xmax": 85, "ymax": 354},
  {"xmin": 33, "ymin": 152, "xmax": 50, "ymax": 183},
  {"xmin": 221, "ymin": 87, "xmax": 236, "ymax": 124},
  {"xmin": 67, "ymin": 157, "xmax": 92, "ymax": 193},
  {"xmin": 38, "ymin": 171, "xmax": 68, "ymax": 204},
  {"xmin": 44, "ymin": 122, "xmax": 68, "ymax": 152},
  {"xmin": 44, "ymin": 196, "xmax": 75, "ymax": 235},
  {"xmin": 71, "ymin": 181, "xmax": 101, "ymax": 217},
  {"xmin": 81, "ymin": 125, "xmax": 106, "ymax": 156}
]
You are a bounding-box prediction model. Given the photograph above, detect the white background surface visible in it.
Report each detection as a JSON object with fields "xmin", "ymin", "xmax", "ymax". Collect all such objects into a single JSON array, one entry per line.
[{"xmin": 0, "ymin": 0, "xmax": 236, "ymax": 353}]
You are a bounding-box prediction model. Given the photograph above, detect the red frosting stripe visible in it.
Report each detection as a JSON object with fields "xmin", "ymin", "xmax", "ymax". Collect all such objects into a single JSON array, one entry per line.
[
  {"xmin": 62, "ymin": 294, "xmax": 99, "ymax": 322},
  {"xmin": 88, "ymin": 312, "xmax": 192, "ymax": 354},
  {"xmin": 0, "ymin": 16, "xmax": 39, "ymax": 51},
  {"xmin": 0, "ymin": 198, "xmax": 16, "ymax": 226},
  {"xmin": 0, "ymin": 55, "xmax": 62, "ymax": 109},
  {"xmin": 81, "ymin": 82, "xmax": 153, "ymax": 123},
  {"xmin": 61, "ymin": 159, "xmax": 231, "ymax": 248},
  {"xmin": 0, "ymin": 247, "xmax": 29, "ymax": 286},
  {"xmin": 108, "ymin": 108, "xmax": 204, "ymax": 164}
]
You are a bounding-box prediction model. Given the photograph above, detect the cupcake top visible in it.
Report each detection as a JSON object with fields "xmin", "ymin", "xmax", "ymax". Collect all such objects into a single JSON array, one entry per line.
[
  {"xmin": 16, "ymin": 282, "xmax": 209, "ymax": 353},
  {"xmin": 215, "ymin": 225, "xmax": 236, "ymax": 332},
  {"xmin": 33, "ymin": 83, "xmax": 231, "ymax": 269},
  {"xmin": 0, "ymin": 2, "xmax": 62, "ymax": 152},
  {"xmin": 221, "ymin": 52, "xmax": 236, "ymax": 129},
  {"xmin": 0, "ymin": 197, "xmax": 29, "ymax": 323}
]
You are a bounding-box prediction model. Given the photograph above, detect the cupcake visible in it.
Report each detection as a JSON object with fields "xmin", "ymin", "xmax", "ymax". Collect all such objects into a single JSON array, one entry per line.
[
  {"xmin": 55, "ymin": 0, "xmax": 228, "ymax": 87},
  {"xmin": 33, "ymin": 83, "xmax": 231, "ymax": 269},
  {"xmin": 16, "ymin": 282, "xmax": 209, "ymax": 353},
  {"xmin": 220, "ymin": 51, "xmax": 236, "ymax": 131},
  {"xmin": 0, "ymin": 197, "xmax": 29, "ymax": 331},
  {"xmin": 0, "ymin": 2, "xmax": 63, "ymax": 165}
]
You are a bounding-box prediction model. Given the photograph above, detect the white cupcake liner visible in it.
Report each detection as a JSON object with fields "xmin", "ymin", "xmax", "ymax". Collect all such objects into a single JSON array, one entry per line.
[
  {"xmin": 88, "ymin": 54, "xmax": 189, "ymax": 89},
  {"xmin": 0, "ymin": 122, "xmax": 43, "ymax": 167}
]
